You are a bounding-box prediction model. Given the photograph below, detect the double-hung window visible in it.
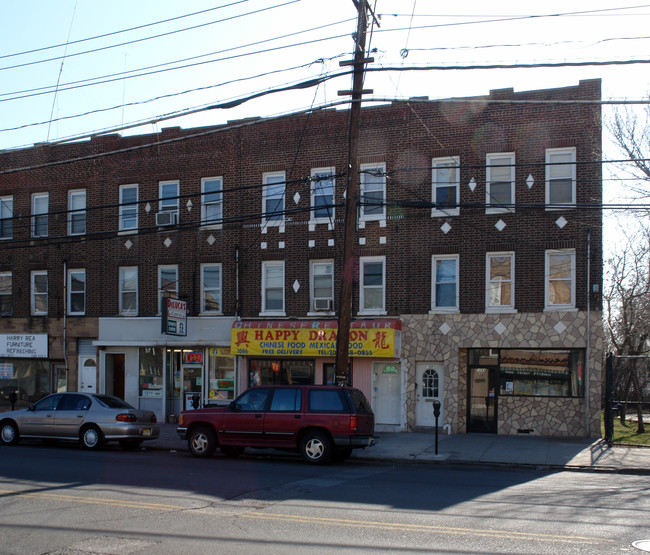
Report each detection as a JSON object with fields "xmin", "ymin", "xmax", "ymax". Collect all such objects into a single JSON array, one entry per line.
[
  {"xmin": 201, "ymin": 177, "xmax": 223, "ymax": 227},
  {"xmin": 159, "ymin": 180, "xmax": 179, "ymax": 221},
  {"xmin": 432, "ymin": 157, "xmax": 460, "ymax": 216},
  {"xmin": 359, "ymin": 256, "xmax": 385, "ymax": 314},
  {"xmin": 32, "ymin": 193, "xmax": 48, "ymax": 238},
  {"xmin": 31, "ymin": 270, "xmax": 48, "ymax": 315},
  {"xmin": 431, "ymin": 255, "xmax": 458, "ymax": 312},
  {"xmin": 68, "ymin": 189, "xmax": 86, "ymax": 235},
  {"xmin": 545, "ymin": 249, "xmax": 576, "ymax": 310},
  {"xmin": 0, "ymin": 272, "xmax": 11, "ymax": 316},
  {"xmin": 486, "ymin": 153, "xmax": 515, "ymax": 214},
  {"xmin": 360, "ymin": 163, "xmax": 386, "ymax": 221},
  {"xmin": 119, "ymin": 184, "xmax": 138, "ymax": 232},
  {"xmin": 310, "ymin": 260, "xmax": 334, "ymax": 313},
  {"xmin": 0, "ymin": 196, "xmax": 12, "ymax": 239},
  {"xmin": 158, "ymin": 265, "xmax": 178, "ymax": 315},
  {"xmin": 486, "ymin": 252, "xmax": 515, "ymax": 312},
  {"xmin": 546, "ymin": 148, "xmax": 576, "ymax": 208},
  {"xmin": 261, "ymin": 261, "xmax": 284, "ymax": 315},
  {"xmin": 67, "ymin": 269, "xmax": 86, "ymax": 315},
  {"xmin": 201, "ymin": 264, "xmax": 222, "ymax": 313},
  {"xmin": 311, "ymin": 167, "xmax": 335, "ymax": 223},
  {"xmin": 262, "ymin": 172, "xmax": 285, "ymax": 226},
  {"xmin": 119, "ymin": 266, "xmax": 138, "ymax": 315}
]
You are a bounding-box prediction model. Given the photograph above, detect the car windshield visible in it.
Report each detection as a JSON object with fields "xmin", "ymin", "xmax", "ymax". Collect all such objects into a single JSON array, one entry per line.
[{"xmin": 93, "ymin": 395, "xmax": 134, "ymax": 409}]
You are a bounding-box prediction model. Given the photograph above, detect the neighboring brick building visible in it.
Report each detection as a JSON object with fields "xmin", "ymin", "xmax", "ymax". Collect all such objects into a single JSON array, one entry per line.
[{"xmin": 0, "ymin": 79, "xmax": 603, "ymax": 437}]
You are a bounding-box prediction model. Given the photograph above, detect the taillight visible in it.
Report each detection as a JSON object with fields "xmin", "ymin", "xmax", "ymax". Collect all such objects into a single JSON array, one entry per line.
[
  {"xmin": 350, "ymin": 415, "xmax": 358, "ymax": 432},
  {"xmin": 116, "ymin": 413, "xmax": 137, "ymax": 422},
  {"xmin": 178, "ymin": 414, "xmax": 183, "ymax": 426},
  {"xmin": 150, "ymin": 415, "xmax": 157, "ymax": 424}
]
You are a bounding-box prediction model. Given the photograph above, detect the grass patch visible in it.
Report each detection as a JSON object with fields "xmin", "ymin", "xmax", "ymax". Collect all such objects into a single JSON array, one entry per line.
[{"xmin": 601, "ymin": 412, "xmax": 650, "ymax": 446}]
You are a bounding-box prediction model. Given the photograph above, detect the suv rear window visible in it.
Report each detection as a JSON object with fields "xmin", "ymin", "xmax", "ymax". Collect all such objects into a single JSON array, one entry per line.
[
  {"xmin": 349, "ymin": 389, "xmax": 373, "ymax": 415},
  {"xmin": 308, "ymin": 389, "xmax": 347, "ymax": 413}
]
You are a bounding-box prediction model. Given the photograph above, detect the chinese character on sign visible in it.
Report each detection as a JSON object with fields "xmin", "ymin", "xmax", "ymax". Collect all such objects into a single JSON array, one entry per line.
[{"xmin": 373, "ymin": 331, "xmax": 389, "ymax": 350}]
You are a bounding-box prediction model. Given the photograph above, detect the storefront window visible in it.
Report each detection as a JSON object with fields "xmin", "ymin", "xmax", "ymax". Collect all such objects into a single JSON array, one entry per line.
[
  {"xmin": 248, "ymin": 359, "xmax": 315, "ymax": 387},
  {"xmin": 166, "ymin": 349, "xmax": 182, "ymax": 398},
  {"xmin": 499, "ymin": 349, "xmax": 584, "ymax": 397},
  {"xmin": 208, "ymin": 347, "xmax": 235, "ymax": 401},
  {"xmin": 0, "ymin": 359, "xmax": 50, "ymax": 409},
  {"xmin": 139, "ymin": 347, "xmax": 163, "ymax": 398}
]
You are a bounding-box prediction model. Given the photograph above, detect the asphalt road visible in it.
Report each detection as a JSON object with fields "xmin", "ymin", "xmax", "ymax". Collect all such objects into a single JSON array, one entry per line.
[{"xmin": 0, "ymin": 442, "xmax": 648, "ymax": 554}]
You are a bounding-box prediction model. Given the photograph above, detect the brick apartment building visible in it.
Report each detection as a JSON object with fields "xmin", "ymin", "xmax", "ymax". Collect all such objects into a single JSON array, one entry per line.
[{"xmin": 0, "ymin": 79, "xmax": 603, "ymax": 437}]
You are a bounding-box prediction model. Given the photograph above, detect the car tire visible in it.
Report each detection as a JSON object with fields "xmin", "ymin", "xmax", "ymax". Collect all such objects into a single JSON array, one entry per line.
[
  {"xmin": 221, "ymin": 445, "xmax": 245, "ymax": 458},
  {"xmin": 188, "ymin": 426, "xmax": 217, "ymax": 458},
  {"xmin": 119, "ymin": 439, "xmax": 143, "ymax": 450},
  {"xmin": 0, "ymin": 420, "xmax": 19, "ymax": 446},
  {"xmin": 300, "ymin": 431, "xmax": 333, "ymax": 464},
  {"xmin": 80, "ymin": 425, "xmax": 103, "ymax": 450}
]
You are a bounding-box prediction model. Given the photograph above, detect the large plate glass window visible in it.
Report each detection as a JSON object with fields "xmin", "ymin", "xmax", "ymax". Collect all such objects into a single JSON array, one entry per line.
[
  {"xmin": 68, "ymin": 189, "xmax": 86, "ymax": 235},
  {"xmin": 119, "ymin": 266, "xmax": 138, "ymax": 315},
  {"xmin": 67, "ymin": 269, "xmax": 86, "ymax": 315},
  {"xmin": 486, "ymin": 153, "xmax": 515, "ymax": 214},
  {"xmin": 359, "ymin": 256, "xmax": 385, "ymax": 314},
  {"xmin": 432, "ymin": 157, "xmax": 460, "ymax": 216},
  {"xmin": 0, "ymin": 196, "xmax": 12, "ymax": 239},
  {"xmin": 486, "ymin": 252, "xmax": 515, "ymax": 312},
  {"xmin": 248, "ymin": 359, "xmax": 315, "ymax": 387},
  {"xmin": 201, "ymin": 177, "xmax": 222, "ymax": 227},
  {"xmin": 431, "ymin": 254, "xmax": 458, "ymax": 312},
  {"xmin": 360, "ymin": 163, "xmax": 386, "ymax": 221},
  {"xmin": 546, "ymin": 147, "xmax": 576, "ymax": 207}
]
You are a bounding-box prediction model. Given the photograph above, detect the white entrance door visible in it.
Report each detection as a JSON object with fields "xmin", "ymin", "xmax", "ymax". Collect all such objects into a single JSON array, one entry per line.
[
  {"xmin": 79, "ymin": 356, "xmax": 97, "ymax": 393},
  {"xmin": 373, "ymin": 363, "xmax": 401, "ymax": 426},
  {"xmin": 416, "ymin": 362, "xmax": 443, "ymax": 428}
]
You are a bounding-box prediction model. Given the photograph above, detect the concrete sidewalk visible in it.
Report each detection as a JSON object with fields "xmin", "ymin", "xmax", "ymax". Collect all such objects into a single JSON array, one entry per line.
[{"xmin": 147, "ymin": 423, "xmax": 650, "ymax": 474}]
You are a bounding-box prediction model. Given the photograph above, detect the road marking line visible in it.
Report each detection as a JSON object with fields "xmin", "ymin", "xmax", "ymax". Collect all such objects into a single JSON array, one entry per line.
[
  {"xmin": 0, "ymin": 489, "xmax": 183, "ymax": 511},
  {"xmin": 240, "ymin": 512, "xmax": 612, "ymax": 545}
]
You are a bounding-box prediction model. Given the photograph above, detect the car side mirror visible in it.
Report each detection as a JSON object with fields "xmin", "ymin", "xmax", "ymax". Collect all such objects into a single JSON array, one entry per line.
[
  {"xmin": 228, "ymin": 401, "xmax": 239, "ymax": 412},
  {"xmin": 27, "ymin": 405, "xmax": 35, "ymax": 412}
]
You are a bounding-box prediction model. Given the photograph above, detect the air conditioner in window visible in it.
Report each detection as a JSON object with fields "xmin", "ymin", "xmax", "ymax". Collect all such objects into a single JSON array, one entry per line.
[
  {"xmin": 314, "ymin": 298, "xmax": 333, "ymax": 311},
  {"xmin": 156, "ymin": 211, "xmax": 178, "ymax": 226}
]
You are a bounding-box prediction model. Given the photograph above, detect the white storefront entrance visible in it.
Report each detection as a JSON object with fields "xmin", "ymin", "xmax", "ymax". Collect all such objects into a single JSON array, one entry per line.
[{"xmin": 372, "ymin": 362, "xmax": 401, "ymax": 429}]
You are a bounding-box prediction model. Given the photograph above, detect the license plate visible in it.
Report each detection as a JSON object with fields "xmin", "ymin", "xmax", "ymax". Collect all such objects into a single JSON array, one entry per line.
[{"xmin": 142, "ymin": 428, "xmax": 152, "ymax": 436}]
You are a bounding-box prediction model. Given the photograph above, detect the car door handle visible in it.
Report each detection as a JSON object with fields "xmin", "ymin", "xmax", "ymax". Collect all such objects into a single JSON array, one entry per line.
[
  {"xmin": 294, "ymin": 415, "xmax": 301, "ymax": 419},
  {"xmin": 255, "ymin": 414, "xmax": 262, "ymax": 419}
]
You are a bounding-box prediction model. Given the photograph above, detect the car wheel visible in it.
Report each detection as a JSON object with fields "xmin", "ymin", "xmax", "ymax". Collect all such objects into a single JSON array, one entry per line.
[
  {"xmin": 333, "ymin": 447, "xmax": 353, "ymax": 462},
  {"xmin": 300, "ymin": 431, "xmax": 333, "ymax": 464},
  {"xmin": 119, "ymin": 439, "xmax": 143, "ymax": 450},
  {"xmin": 0, "ymin": 421, "xmax": 19, "ymax": 446},
  {"xmin": 221, "ymin": 445, "xmax": 245, "ymax": 458},
  {"xmin": 80, "ymin": 425, "xmax": 103, "ymax": 450},
  {"xmin": 188, "ymin": 426, "xmax": 216, "ymax": 458}
]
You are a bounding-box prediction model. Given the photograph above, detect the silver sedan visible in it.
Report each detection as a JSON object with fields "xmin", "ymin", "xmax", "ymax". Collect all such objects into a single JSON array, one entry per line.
[{"xmin": 0, "ymin": 392, "xmax": 160, "ymax": 450}]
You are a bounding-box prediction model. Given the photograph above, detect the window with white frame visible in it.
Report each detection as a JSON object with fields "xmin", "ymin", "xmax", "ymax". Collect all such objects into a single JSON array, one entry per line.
[
  {"xmin": 0, "ymin": 196, "xmax": 12, "ymax": 239},
  {"xmin": 546, "ymin": 148, "xmax": 576, "ymax": 207},
  {"xmin": 201, "ymin": 264, "xmax": 222, "ymax": 313},
  {"xmin": 201, "ymin": 177, "xmax": 223, "ymax": 227},
  {"xmin": 158, "ymin": 265, "xmax": 178, "ymax": 315},
  {"xmin": 360, "ymin": 163, "xmax": 386, "ymax": 221},
  {"xmin": 262, "ymin": 261, "xmax": 284, "ymax": 314},
  {"xmin": 68, "ymin": 189, "xmax": 86, "ymax": 235},
  {"xmin": 31, "ymin": 270, "xmax": 47, "ymax": 315},
  {"xmin": 486, "ymin": 252, "xmax": 515, "ymax": 312},
  {"xmin": 119, "ymin": 184, "xmax": 138, "ymax": 231},
  {"xmin": 359, "ymin": 256, "xmax": 385, "ymax": 314},
  {"xmin": 119, "ymin": 266, "xmax": 138, "ymax": 315},
  {"xmin": 545, "ymin": 249, "xmax": 576, "ymax": 310},
  {"xmin": 431, "ymin": 255, "xmax": 458, "ymax": 311},
  {"xmin": 159, "ymin": 180, "xmax": 179, "ymax": 215},
  {"xmin": 311, "ymin": 168, "xmax": 335, "ymax": 222},
  {"xmin": 67, "ymin": 269, "xmax": 86, "ymax": 315},
  {"xmin": 32, "ymin": 193, "xmax": 48, "ymax": 237},
  {"xmin": 310, "ymin": 260, "xmax": 334, "ymax": 312},
  {"xmin": 486, "ymin": 153, "xmax": 515, "ymax": 213},
  {"xmin": 0, "ymin": 272, "xmax": 11, "ymax": 316},
  {"xmin": 262, "ymin": 171, "xmax": 285, "ymax": 226},
  {"xmin": 432, "ymin": 157, "xmax": 460, "ymax": 216}
]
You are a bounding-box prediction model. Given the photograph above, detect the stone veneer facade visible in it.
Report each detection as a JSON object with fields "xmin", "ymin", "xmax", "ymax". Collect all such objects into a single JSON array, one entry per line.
[{"xmin": 400, "ymin": 311, "xmax": 602, "ymax": 438}]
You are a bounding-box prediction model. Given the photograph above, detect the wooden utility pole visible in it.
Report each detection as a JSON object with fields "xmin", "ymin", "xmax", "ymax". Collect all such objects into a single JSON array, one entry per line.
[{"xmin": 334, "ymin": 1, "xmax": 375, "ymax": 385}]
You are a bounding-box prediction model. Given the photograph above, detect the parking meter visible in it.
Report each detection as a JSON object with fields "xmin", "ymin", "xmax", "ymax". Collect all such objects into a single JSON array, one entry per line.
[
  {"xmin": 432, "ymin": 399, "xmax": 441, "ymax": 455},
  {"xmin": 191, "ymin": 393, "xmax": 200, "ymax": 410}
]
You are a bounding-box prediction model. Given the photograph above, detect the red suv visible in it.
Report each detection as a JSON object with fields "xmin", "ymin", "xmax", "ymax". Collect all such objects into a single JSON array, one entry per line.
[{"xmin": 177, "ymin": 385, "xmax": 374, "ymax": 464}]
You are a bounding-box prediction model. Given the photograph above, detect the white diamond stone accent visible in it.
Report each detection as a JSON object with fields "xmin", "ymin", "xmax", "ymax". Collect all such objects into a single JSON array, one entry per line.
[
  {"xmin": 328, "ymin": 223, "xmax": 334, "ymax": 231},
  {"xmin": 261, "ymin": 242, "xmax": 267, "ymax": 249},
  {"xmin": 186, "ymin": 199, "xmax": 193, "ymax": 211},
  {"xmin": 441, "ymin": 222, "xmax": 451, "ymax": 234},
  {"xmin": 556, "ymin": 216, "xmax": 568, "ymax": 229},
  {"xmin": 279, "ymin": 241, "xmax": 285, "ymax": 249},
  {"xmin": 309, "ymin": 223, "xmax": 315, "ymax": 232},
  {"xmin": 359, "ymin": 237, "xmax": 366, "ymax": 245},
  {"xmin": 328, "ymin": 239, "xmax": 334, "ymax": 246},
  {"xmin": 145, "ymin": 203, "xmax": 151, "ymax": 213},
  {"xmin": 207, "ymin": 235, "xmax": 216, "ymax": 246},
  {"xmin": 359, "ymin": 220, "xmax": 365, "ymax": 229},
  {"xmin": 380, "ymin": 219, "xmax": 386, "ymax": 228},
  {"xmin": 309, "ymin": 240, "xmax": 315, "ymax": 248},
  {"xmin": 261, "ymin": 226, "xmax": 267, "ymax": 234},
  {"xmin": 293, "ymin": 280, "xmax": 300, "ymax": 293},
  {"xmin": 164, "ymin": 237, "xmax": 172, "ymax": 248},
  {"xmin": 526, "ymin": 174, "xmax": 534, "ymax": 188},
  {"xmin": 293, "ymin": 192, "xmax": 300, "ymax": 204},
  {"xmin": 495, "ymin": 219, "xmax": 506, "ymax": 232},
  {"xmin": 554, "ymin": 321, "xmax": 567, "ymax": 335},
  {"xmin": 468, "ymin": 177, "xmax": 476, "ymax": 192},
  {"xmin": 279, "ymin": 223, "xmax": 285, "ymax": 233},
  {"xmin": 124, "ymin": 239, "xmax": 133, "ymax": 250},
  {"xmin": 439, "ymin": 322, "xmax": 451, "ymax": 336},
  {"xmin": 494, "ymin": 322, "xmax": 507, "ymax": 335},
  {"xmin": 380, "ymin": 236, "xmax": 386, "ymax": 244}
]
